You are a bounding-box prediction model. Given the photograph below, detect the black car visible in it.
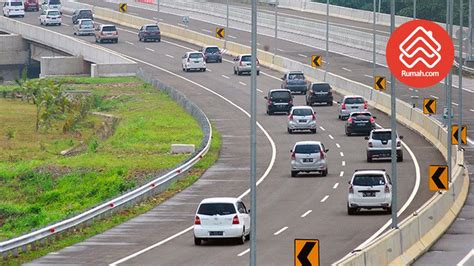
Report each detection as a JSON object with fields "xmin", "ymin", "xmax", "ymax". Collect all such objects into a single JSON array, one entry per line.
[
  {"xmin": 202, "ymin": 46, "xmax": 222, "ymax": 63},
  {"xmin": 306, "ymin": 82, "xmax": 333, "ymax": 106},
  {"xmin": 72, "ymin": 9, "xmax": 93, "ymax": 24},
  {"xmin": 138, "ymin": 24, "xmax": 161, "ymax": 42},
  {"xmin": 345, "ymin": 112, "xmax": 376, "ymax": 136},
  {"xmin": 265, "ymin": 89, "xmax": 293, "ymax": 115}
]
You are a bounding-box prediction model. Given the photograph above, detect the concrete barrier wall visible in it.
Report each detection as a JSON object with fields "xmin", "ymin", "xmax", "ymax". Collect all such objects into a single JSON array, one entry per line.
[
  {"xmin": 71, "ymin": 4, "xmax": 469, "ymax": 265},
  {"xmin": 40, "ymin": 56, "xmax": 87, "ymax": 77},
  {"xmin": 0, "ymin": 34, "xmax": 28, "ymax": 65}
]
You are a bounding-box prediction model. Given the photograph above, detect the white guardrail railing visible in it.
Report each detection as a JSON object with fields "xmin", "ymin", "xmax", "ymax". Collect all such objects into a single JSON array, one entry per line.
[{"xmin": 0, "ymin": 67, "xmax": 213, "ymax": 258}]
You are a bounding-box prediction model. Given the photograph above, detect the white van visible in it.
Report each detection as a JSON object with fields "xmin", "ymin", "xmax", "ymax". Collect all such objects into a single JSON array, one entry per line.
[
  {"xmin": 40, "ymin": 0, "xmax": 60, "ymax": 12},
  {"xmin": 3, "ymin": 0, "xmax": 25, "ymax": 18}
]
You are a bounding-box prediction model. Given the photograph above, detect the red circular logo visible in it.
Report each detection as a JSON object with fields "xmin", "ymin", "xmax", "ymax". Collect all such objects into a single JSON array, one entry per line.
[{"xmin": 386, "ymin": 20, "xmax": 454, "ymax": 88}]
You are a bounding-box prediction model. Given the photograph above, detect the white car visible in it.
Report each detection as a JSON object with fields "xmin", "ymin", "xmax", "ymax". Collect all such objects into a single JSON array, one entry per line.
[
  {"xmin": 337, "ymin": 95, "xmax": 368, "ymax": 120},
  {"xmin": 347, "ymin": 169, "xmax": 392, "ymax": 215},
  {"xmin": 287, "ymin": 106, "xmax": 317, "ymax": 134},
  {"xmin": 40, "ymin": 0, "xmax": 61, "ymax": 12},
  {"xmin": 39, "ymin": 9, "xmax": 61, "ymax": 26},
  {"xmin": 291, "ymin": 141, "xmax": 329, "ymax": 177},
  {"xmin": 193, "ymin": 197, "xmax": 250, "ymax": 245},
  {"xmin": 73, "ymin": 18, "xmax": 94, "ymax": 36},
  {"xmin": 182, "ymin": 51, "xmax": 206, "ymax": 72},
  {"xmin": 233, "ymin": 54, "xmax": 260, "ymax": 75},
  {"xmin": 3, "ymin": 0, "xmax": 25, "ymax": 18}
]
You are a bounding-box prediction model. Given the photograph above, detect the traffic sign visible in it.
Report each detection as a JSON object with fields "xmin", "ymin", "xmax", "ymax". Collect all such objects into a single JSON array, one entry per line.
[
  {"xmin": 374, "ymin": 76, "xmax": 386, "ymax": 91},
  {"xmin": 386, "ymin": 20, "xmax": 454, "ymax": 88},
  {"xmin": 119, "ymin": 3, "xmax": 127, "ymax": 13},
  {"xmin": 423, "ymin": 98, "xmax": 437, "ymax": 114},
  {"xmin": 295, "ymin": 239, "xmax": 319, "ymax": 266},
  {"xmin": 429, "ymin": 165, "xmax": 448, "ymax": 191},
  {"xmin": 451, "ymin": 125, "xmax": 467, "ymax": 145},
  {"xmin": 216, "ymin": 27, "xmax": 225, "ymax": 39},
  {"xmin": 311, "ymin": 55, "xmax": 322, "ymax": 68}
]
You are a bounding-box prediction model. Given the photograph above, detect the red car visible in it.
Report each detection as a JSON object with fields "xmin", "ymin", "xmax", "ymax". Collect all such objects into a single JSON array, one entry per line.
[{"xmin": 24, "ymin": 0, "xmax": 40, "ymax": 12}]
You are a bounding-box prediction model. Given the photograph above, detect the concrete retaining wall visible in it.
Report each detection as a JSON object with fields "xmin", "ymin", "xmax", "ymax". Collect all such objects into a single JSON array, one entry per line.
[
  {"xmin": 39, "ymin": 56, "xmax": 88, "ymax": 77},
  {"xmin": 0, "ymin": 34, "xmax": 29, "ymax": 65}
]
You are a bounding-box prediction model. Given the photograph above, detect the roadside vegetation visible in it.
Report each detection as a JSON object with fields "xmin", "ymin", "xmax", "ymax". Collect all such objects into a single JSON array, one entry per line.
[{"xmin": 0, "ymin": 76, "xmax": 206, "ymax": 240}]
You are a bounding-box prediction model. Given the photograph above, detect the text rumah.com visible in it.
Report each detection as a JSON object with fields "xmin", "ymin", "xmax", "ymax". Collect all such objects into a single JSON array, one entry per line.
[{"xmin": 401, "ymin": 70, "xmax": 440, "ymax": 77}]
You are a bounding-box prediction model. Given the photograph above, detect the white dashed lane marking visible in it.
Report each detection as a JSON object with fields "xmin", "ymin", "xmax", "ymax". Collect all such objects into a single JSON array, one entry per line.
[
  {"xmin": 340, "ymin": 152, "xmax": 344, "ymax": 157},
  {"xmin": 329, "ymin": 134, "xmax": 334, "ymax": 140},
  {"xmin": 342, "ymin": 161, "xmax": 346, "ymax": 166},
  {"xmin": 239, "ymin": 82, "xmax": 247, "ymax": 86},
  {"xmin": 320, "ymin": 195, "xmax": 329, "ymax": 202},
  {"xmin": 340, "ymin": 171, "xmax": 344, "ymax": 177},
  {"xmin": 301, "ymin": 210, "xmax": 312, "ymax": 218},
  {"xmin": 165, "ymin": 54, "xmax": 174, "ymax": 58},
  {"xmin": 125, "ymin": 41, "xmax": 135, "ymax": 45},
  {"xmin": 336, "ymin": 143, "xmax": 341, "ymax": 148},
  {"xmin": 222, "ymin": 75, "xmax": 230, "ymax": 79},
  {"xmin": 298, "ymin": 54, "xmax": 308, "ymax": 58},
  {"xmin": 273, "ymin": 226, "xmax": 288, "ymax": 236},
  {"xmin": 342, "ymin": 67, "xmax": 352, "ymax": 72},
  {"xmin": 319, "ymin": 126, "xmax": 326, "ymax": 131},
  {"xmin": 333, "ymin": 183, "xmax": 339, "ymax": 189},
  {"xmin": 238, "ymin": 249, "xmax": 250, "ymax": 257},
  {"xmin": 145, "ymin": 48, "xmax": 155, "ymax": 52}
]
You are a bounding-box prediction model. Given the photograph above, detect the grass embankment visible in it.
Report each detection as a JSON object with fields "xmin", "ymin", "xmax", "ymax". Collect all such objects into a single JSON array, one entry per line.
[{"xmin": 0, "ymin": 77, "xmax": 207, "ymax": 240}]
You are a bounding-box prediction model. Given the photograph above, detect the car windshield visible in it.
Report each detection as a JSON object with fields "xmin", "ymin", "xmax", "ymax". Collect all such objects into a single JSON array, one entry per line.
[
  {"xmin": 292, "ymin": 108, "xmax": 313, "ymax": 116},
  {"xmin": 353, "ymin": 174, "xmax": 386, "ymax": 186},
  {"xmin": 345, "ymin": 97, "xmax": 365, "ymax": 104},
  {"xmin": 81, "ymin": 20, "xmax": 93, "ymax": 26},
  {"xmin": 241, "ymin": 55, "xmax": 252, "ymax": 61},
  {"xmin": 270, "ymin": 91, "xmax": 290, "ymax": 99},
  {"xmin": 205, "ymin": 47, "xmax": 220, "ymax": 53},
  {"xmin": 372, "ymin": 131, "xmax": 393, "ymax": 140},
  {"xmin": 312, "ymin": 84, "xmax": 331, "ymax": 92},
  {"xmin": 294, "ymin": 144, "xmax": 320, "ymax": 154},
  {"xmin": 48, "ymin": 10, "xmax": 60, "ymax": 16},
  {"xmin": 189, "ymin": 53, "xmax": 203, "ymax": 59},
  {"xmin": 11, "ymin": 1, "xmax": 23, "ymax": 6},
  {"xmin": 197, "ymin": 203, "xmax": 236, "ymax": 215},
  {"xmin": 288, "ymin": 73, "xmax": 305, "ymax": 80},
  {"xmin": 102, "ymin": 26, "xmax": 116, "ymax": 32},
  {"xmin": 146, "ymin": 25, "xmax": 159, "ymax": 32}
]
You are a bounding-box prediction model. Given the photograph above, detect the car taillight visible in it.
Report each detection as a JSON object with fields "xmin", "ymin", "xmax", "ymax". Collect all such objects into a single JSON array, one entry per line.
[
  {"xmin": 289, "ymin": 114, "xmax": 293, "ymax": 120},
  {"xmin": 194, "ymin": 216, "xmax": 201, "ymax": 225},
  {"xmin": 397, "ymin": 141, "xmax": 401, "ymax": 147},
  {"xmin": 385, "ymin": 185, "xmax": 390, "ymax": 193},
  {"xmin": 232, "ymin": 215, "xmax": 240, "ymax": 224},
  {"xmin": 268, "ymin": 99, "xmax": 273, "ymax": 105},
  {"xmin": 113, "ymin": 31, "xmax": 118, "ymax": 35},
  {"xmin": 240, "ymin": 61, "xmax": 244, "ymax": 66},
  {"xmin": 291, "ymin": 152, "xmax": 296, "ymax": 160},
  {"xmin": 349, "ymin": 185, "xmax": 354, "ymax": 194},
  {"xmin": 368, "ymin": 142, "xmax": 373, "ymax": 147},
  {"xmin": 320, "ymin": 150, "xmax": 325, "ymax": 159},
  {"xmin": 364, "ymin": 101, "xmax": 368, "ymax": 109},
  {"xmin": 289, "ymin": 99, "xmax": 293, "ymax": 105},
  {"xmin": 312, "ymin": 114, "xmax": 316, "ymax": 120},
  {"xmin": 370, "ymin": 117, "xmax": 375, "ymax": 123},
  {"xmin": 347, "ymin": 117, "xmax": 353, "ymax": 123},
  {"xmin": 341, "ymin": 103, "xmax": 346, "ymax": 110},
  {"xmin": 257, "ymin": 59, "xmax": 260, "ymax": 65}
]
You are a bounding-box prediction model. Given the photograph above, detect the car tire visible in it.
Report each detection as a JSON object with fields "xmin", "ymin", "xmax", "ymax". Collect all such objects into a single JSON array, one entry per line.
[
  {"xmin": 397, "ymin": 154, "xmax": 403, "ymax": 162},
  {"xmin": 237, "ymin": 230, "xmax": 245, "ymax": 245},
  {"xmin": 321, "ymin": 169, "xmax": 328, "ymax": 177},
  {"xmin": 346, "ymin": 129, "xmax": 351, "ymax": 136},
  {"xmin": 266, "ymin": 109, "xmax": 272, "ymax": 115},
  {"xmin": 329, "ymin": 101, "xmax": 333, "ymax": 106},
  {"xmin": 347, "ymin": 205, "xmax": 357, "ymax": 215},
  {"xmin": 367, "ymin": 153, "xmax": 373, "ymax": 162},
  {"xmin": 257, "ymin": 71, "xmax": 260, "ymax": 76},
  {"xmin": 157, "ymin": 39, "xmax": 161, "ymax": 42},
  {"xmin": 386, "ymin": 207, "xmax": 392, "ymax": 214},
  {"xmin": 311, "ymin": 129, "xmax": 316, "ymax": 134},
  {"xmin": 58, "ymin": 23, "xmax": 61, "ymax": 26},
  {"xmin": 338, "ymin": 115, "xmax": 341, "ymax": 120},
  {"xmin": 194, "ymin": 236, "xmax": 202, "ymax": 246},
  {"xmin": 291, "ymin": 171, "xmax": 298, "ymax": 177},
  {"xmin": 287, "ymin": 128, "xmax": 293, "ymax": 134},
  {"xmin": 237, "ymin": 70, "xmax": 241, "ymax": 76},
  {"xmin": 245, "ymin": 232, "xmax": 250, "ymax": 241}
]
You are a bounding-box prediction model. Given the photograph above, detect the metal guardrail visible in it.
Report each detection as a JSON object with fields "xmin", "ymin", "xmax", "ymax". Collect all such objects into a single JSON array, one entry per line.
[{"xmin": 0, "ymin": 68, "xmax": 213, "ymax": 258}]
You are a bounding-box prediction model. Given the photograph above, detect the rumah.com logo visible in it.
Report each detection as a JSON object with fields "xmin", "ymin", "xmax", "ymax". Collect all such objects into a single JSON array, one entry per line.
[{"xmin": 386, "ymin": 20, "xmax": 454, "ymax": 88}]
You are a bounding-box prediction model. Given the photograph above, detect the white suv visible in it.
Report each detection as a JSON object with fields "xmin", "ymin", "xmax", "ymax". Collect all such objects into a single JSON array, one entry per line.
[
  {"xmin": 347, "ymin": 169, "xmax": 392, "ymax": 215},
  {"xmin": 290, "ymin": 141, "xmax": 329, "ymax": 177},
  {"xmin": 182, "ymin": 51, "xmax": 206, "ymax": 72},
  {"xmin": 337, "ymin": 95, "xmax": 368, "ymax": 120},
  {"xmin": 287, "ymin": 106, "xmax": 317, "ymax": 134},
  {"xmin": 365, "ymin": 129, "xmax": 403, "ymax": 162},
  {"xmin": 193, "ymin": 197, "xmax": 250, "ymax": 245}
]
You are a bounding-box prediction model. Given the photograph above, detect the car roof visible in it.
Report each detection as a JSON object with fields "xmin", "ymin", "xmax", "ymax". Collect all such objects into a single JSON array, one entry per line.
[
  {"xmin": 187, "ymin": 51, "xmax": 202, "ymax": 54},
  {"xmin": 204, "ymin": 45, "xmax": 219, "ymax": 48},
  {"xmin": 291, "ymin": 106, "xmax": 313, "ymax": 110},
  {"xmin": 349, "ymin": 111, "xmax": 371, "ymax": 115},
  {"xmin": 310, "ymin": 82, "xmax": 330, "ymax": 85},
  {"xmin": 143, "ymin": 24, "xmax": 158, "ymax": 27},
  {"xmin": 294, "ymin": 140, "xmax": 322, "ymax": 146},
  {"xmin": 240, "ymin": 54, "xmax": 251, "ymax": 57},
  {"xmin": 287, "ymin": 71, "xmax": 304, "ymax": 74},
  {"xmin": 344, "ymin": 95, "xmax": 364, "ymax": 99},
  {"xmin": 200, "ymin": 197, "xmax": 240, "ymax": 204},
  {"xmin": 78, "ymin": 19, "xmax": 92, "ymax": 22},
  {"xmin": 372, "ymin": 128, "xmax": 392, "ymax": 132},
  {"xmin": 101, "ymin": 24, "xmax": 116, "ymax": 27},
  {"xmin": 353, "ymin": 169, "xmax": 386, "ymax": 175},
  {"xmin": 77, "ymin": 9, "xmax": 92, "ymax": 11},
  {"xmin": 269, "ymin": 89, "xmax": 291, "ymax": 93}
]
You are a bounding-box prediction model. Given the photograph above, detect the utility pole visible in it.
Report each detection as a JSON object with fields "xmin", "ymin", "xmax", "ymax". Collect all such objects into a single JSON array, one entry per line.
[
  {"xmin": 250, "ymin": 0, "xmax": 257, "ymax": 265},
  {"xmin": 458, "ymin": 0, "xmax": 464, "ymax": 148},
  {"xmin": 414, "ymin": 0, "xmax": 417, "ymax": 19},
  {"xmin": 448, "ymin": 0, "xmax": 454, "ymax": 183},
  {"xmin": 390, "ymin": 0, "xmax": 398, "ymax": 229},
  {"xmin": 469, "ymin": 0, "xmax": 473, "ymax": 59},
  {"xmin": 225, "ymin": 0, "xmax": 229, "ymax": 49},
  {"xmin": 156, "ymin": 0, "xmax": 160, "ymax": 23},
  {"xmin": 324, "ymin": 0, "xmax": 329, "ymax": 81},
  {"xmin": 273, "ymin": 1, "xmax": 278, "ymax": 63},
  {"xmin": 373, "ymin": 0, "xmax": 377, "ymax": 79}
]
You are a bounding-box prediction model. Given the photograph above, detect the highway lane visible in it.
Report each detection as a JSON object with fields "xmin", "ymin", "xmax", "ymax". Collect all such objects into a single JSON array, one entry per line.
[
  {"xmin": 19, "ymin": 12, "xmax": 444, "ymax": 265},
  {"xmin": 80, "ymin": 0, "xmax": 474, "ymax": 144}
]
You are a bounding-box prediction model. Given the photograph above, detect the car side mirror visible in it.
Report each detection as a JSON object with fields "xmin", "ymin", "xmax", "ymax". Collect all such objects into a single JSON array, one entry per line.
[
  {"xmin": 348, "ymin": 181, "xmax": 351, "ymax": 184},
  {"xmin": 373, "ymin": 116, "xmax": 377, "ymax": 119},
  {"xmin": 325, "ymin": 149, "xmax": 329, "ymax": 153},
  {"xmin": 337, "ymin": 101, "xmax": 341, "ymax": 104},
  {"xmin": 290, "ymin": 149, "xmax": 293, "ymax": 153},
  {"xmin": 233, "ymin": 57, "xmax": 239, "ymax": 61},
  {"xmin": 264, "ymin": 96, "xmax": 268, "ymax": 99},
  {"xmin": 248, "ymin": 209, "xmax": 251, "ymax": 213},
  {"xmin": 364, "ymin": 136, "xmax": 370, "ymax": 140},
  {"xmin": 399, "ymin": 136, "xmax": 404, "ymax": 140}
]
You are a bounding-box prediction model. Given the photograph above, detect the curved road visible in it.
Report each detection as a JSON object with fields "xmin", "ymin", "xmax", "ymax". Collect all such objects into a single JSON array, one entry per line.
[{"xmin": 14, "ymin": 10, "xmax": 445, "ymax": 265}]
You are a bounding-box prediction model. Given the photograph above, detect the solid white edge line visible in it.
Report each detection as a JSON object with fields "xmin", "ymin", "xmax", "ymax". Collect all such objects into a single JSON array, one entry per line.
[
  {"xmin": 340, "ymin": 171, "xmax": 344, "ymax": 177},
  {"xmin": 237, "ymin": 248, "xmax": 250, "ymax": 257},
  {"xmin": 301, "ymin": 210, "xmax": 312, "ymax": 218},
  {"xmin": 320, "ymin": 195, "xmax": 329, "ymax": 202},
  {"xmin": 273, "ymin": 226, "xmax": 289, "ymax": 236},
  {"xmin": 333, "ymin": 183, "xmax": 339, "ymax": 189},
  {"xmin": 108, "ymin": 51, "xmax": 277, "ymax": 266},
  {"xmin": 457, "ymin": 249, "xmax": 474, "ymax": 266}
]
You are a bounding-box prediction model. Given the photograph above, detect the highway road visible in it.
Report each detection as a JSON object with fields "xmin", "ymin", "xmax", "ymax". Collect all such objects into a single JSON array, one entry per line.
[
  {"xmin": 83, "ymin": 0, "xmax": 474, "ymax": 151},
  {"xmin": 13, "ymin": 9, "xmax": 447, "ymax": 265}
]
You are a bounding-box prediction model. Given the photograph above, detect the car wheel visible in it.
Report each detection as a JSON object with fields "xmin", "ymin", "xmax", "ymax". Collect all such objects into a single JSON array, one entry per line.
[
  {"xmin": 40, "ymin": 21, "xmax": 43, "ymax": 25},
  {"xmin": 237, "ymin": 230, "xmax": 245, "ymax": 245},
  {"xmin": 338, "ymin": 115, "xmax": 342, "ymax": 120},
  {"xmin": 397, "ymin": 154, "xmax": 403, "ymax": 162},
  {"xmin": 386, "ymin": 207, "xmax": 392, "ymax": 214},
  {"xmin": 329, "ymin": 101, "xmax": 333, "ymax": 106},
  {"xmin": 237, "ymin": 70, "xmax": 241, "ymax": 76},
  {"xmin": 194, "ymin": 236, "xmax": 202, "ymax": 245},
  {"xmin": 58, "ymin": 23, "xmax": 61, "ymax": 26},
  {"xmin": 287, "ymin": 128, "xmax": 293, "ymax": 134},
  {"xmin": 367, "ymin": 153, "xmax": 373, "ymax": 162},
  {"xmin": 291, "ymin": 171, "xmax": 298, "ymax": 177},
  {"xmin": 257, "ymin": 71, "xmax": 260, "ymax": 75},
  {"xmin": 347, "ymin": 205, "xmax": 357, "ymax": 215},
  {"xmin": 321, "ymin": 169, "xmax": 328, "ymax": 177},
  {"xmin": 266, "ymin": 109, "xmax": 272, "ymax": 115},
  {"xmin": 219, "ymin": 58, "xmax": 222, "ymax": 63},
  {"xmin": 346, "ymin": 129, "xmax": 351, "ymax": 136},
  {"xmin": 245, "ymin": 232, "xmax": 250, "ymax": 241},
  {"xmin": 311, "ymin": 129, "xmax": 316, "ymax": 134}
]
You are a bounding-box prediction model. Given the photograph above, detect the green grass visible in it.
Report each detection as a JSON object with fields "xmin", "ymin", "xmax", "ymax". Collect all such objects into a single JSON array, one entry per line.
[
  {"xmin": 0, "ymin": 77, "xmax": 205, "ymax": 240},
  {"xmin": 1, "ymin": 127, "xmax": 221, "ymax": 266}
]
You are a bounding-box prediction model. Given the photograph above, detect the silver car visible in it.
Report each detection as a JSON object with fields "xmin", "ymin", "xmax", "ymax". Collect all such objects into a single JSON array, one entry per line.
[
  {"xmin": 233, "ymin": 54, "xmax": 260, "ymax": 75},
  {"xmin": 365, "ymin": 129, "xmax": 404, "ymax": 162},
  {"xmin": 337, "ymin": 95, "xmax": 368, "ymax": 120},
  {"xmin": 73, "ymin": 19, "xmax": 94, "ymax": 36},
  {"xmin": 290, "ymin": 141, "xmax": 329, "ymax": 177},
  {"xmin": 287, "ymin": 106, "xmax": 317, "ymax": 134}
]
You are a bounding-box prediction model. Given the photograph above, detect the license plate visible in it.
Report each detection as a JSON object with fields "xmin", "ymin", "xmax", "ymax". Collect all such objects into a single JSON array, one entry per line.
[
  {"xmin": 274, "ymin": 103, "xmax": 287, "ymax": 106},
  {"xmin": 363, "ymin": 192, "xmax": 376, "ymax": 197},
  {"xmin": 209, "ymin": 231, "xmax": 223, "ymax": 236},
  {"xmin": 352, "ymin": 106, "xmax": 358, "ymax": 109},
  {"xmin": 298, "ymin": 120, "xmax": 307, "ymax": 123},
  {"xmin": 194, "ymin": 61, "xmax": 200, "ymax": 63},
  {"xmin": 303, "ymin": 158, "xmax": 313, "ymax": 162}
]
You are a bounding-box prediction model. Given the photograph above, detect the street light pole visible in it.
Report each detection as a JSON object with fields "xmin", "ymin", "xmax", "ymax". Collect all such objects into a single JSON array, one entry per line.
[
  {"xmin": 458, "ymin": 0, "xmax": 463, "ymax": 148},
  {"xmin": 414, "ymin": 0, "xmax": 417, "ymax": 19},
  {"xmin": 324, "ymin": 0, "xmax": 329, "ymax": 81},
  {"xmin": 373, "ymin": 0, "xmax": 376, "ymax": 79},
  {"xmin": 225, "ymin": 0, "xmax": 229, "ymax": 49},
  {"xmin": 448, "ymin": 0, "xmax": 454, "ymax": 183},
  {"xmin": 469, "ymin": 0, "xmax": 473, "ymax": 59},
  {"xmin": 390, "ymin": 0, "xmax": 398, "ymax": 229},
  {"xmin": 156, "ymin": 0, "xmax": 160, "ymax": 22},
  {"xmin": 273, "ymin": 1, "xmax": 278, "ymax": 63}
]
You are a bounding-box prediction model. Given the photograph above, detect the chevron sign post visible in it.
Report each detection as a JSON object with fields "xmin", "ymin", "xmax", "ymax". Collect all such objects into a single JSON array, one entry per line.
[{"xmin": 386, "ymin": 20, "xmax": 454, "ymax": 88}]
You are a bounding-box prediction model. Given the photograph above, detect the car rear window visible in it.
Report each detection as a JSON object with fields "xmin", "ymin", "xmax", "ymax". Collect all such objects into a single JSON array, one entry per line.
[
  {"xmin": 352, "ymin": 174, "xmax": 386, "ymax": 186},
  {"xmin": 197, "ymin": 203, "xmax": 236, "ymax": 215},
  {"xmin": 205, "ymin": 47, "xmax": 220, "ymax": 53},
  {"xmin": 11, "ymin": 1, "xmax": 23, "ymax": 6},
  {"xmin": 146, "ymin": 25, "xmax": 159, "ymax": 32},
  {"xmin": 288, "ymin": 73, "xmax": 305, "ymax": 80},
  {"xmin": 48, "ymin": 10, "xmax": 60, "ymax": 16},
  {"xmin": 241, "ymin": 55, "xmax": 252, "ymax": 61},
  {"xmin": 351, "ymin": 112, "xmax": 371, "ymax": 118},
  {"xmin": 344, "ymin": 97, "xmax": 365, "ymax": 104},
  {"xmin": 81, "ymin": 20, "xmax": 93, "ymax": 26},
  {"xmin": 294, "ymin": 144, "xmax": 320, "ymax": 154},
  {"xmin": 372, "ymin": 131, "xmax": 393, "ymax": 140},
  {"xmin": 80, "ymin": 10, "xmax": 92, "ymax": 15},
  {"xmin": 189, "ymin": 53, "xmax": 203, "ymax": 59},
  {"xmin": 292, "ymin": 108, "xmax": 313, "ymax": 116},
  {"xmin": 50, "ymin": 0, "xmax": 60, "ymax": 4},
  {"xmin": 270, "ymin": 91, "xmax": 291, "ymax": 99},
  {"xmin": 102, "ymin": 26, "xmax": 116, "ymax": 32},
  {"xmin": 312, "ymin": 83, "xmax": 331, "ymax": 92}
]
